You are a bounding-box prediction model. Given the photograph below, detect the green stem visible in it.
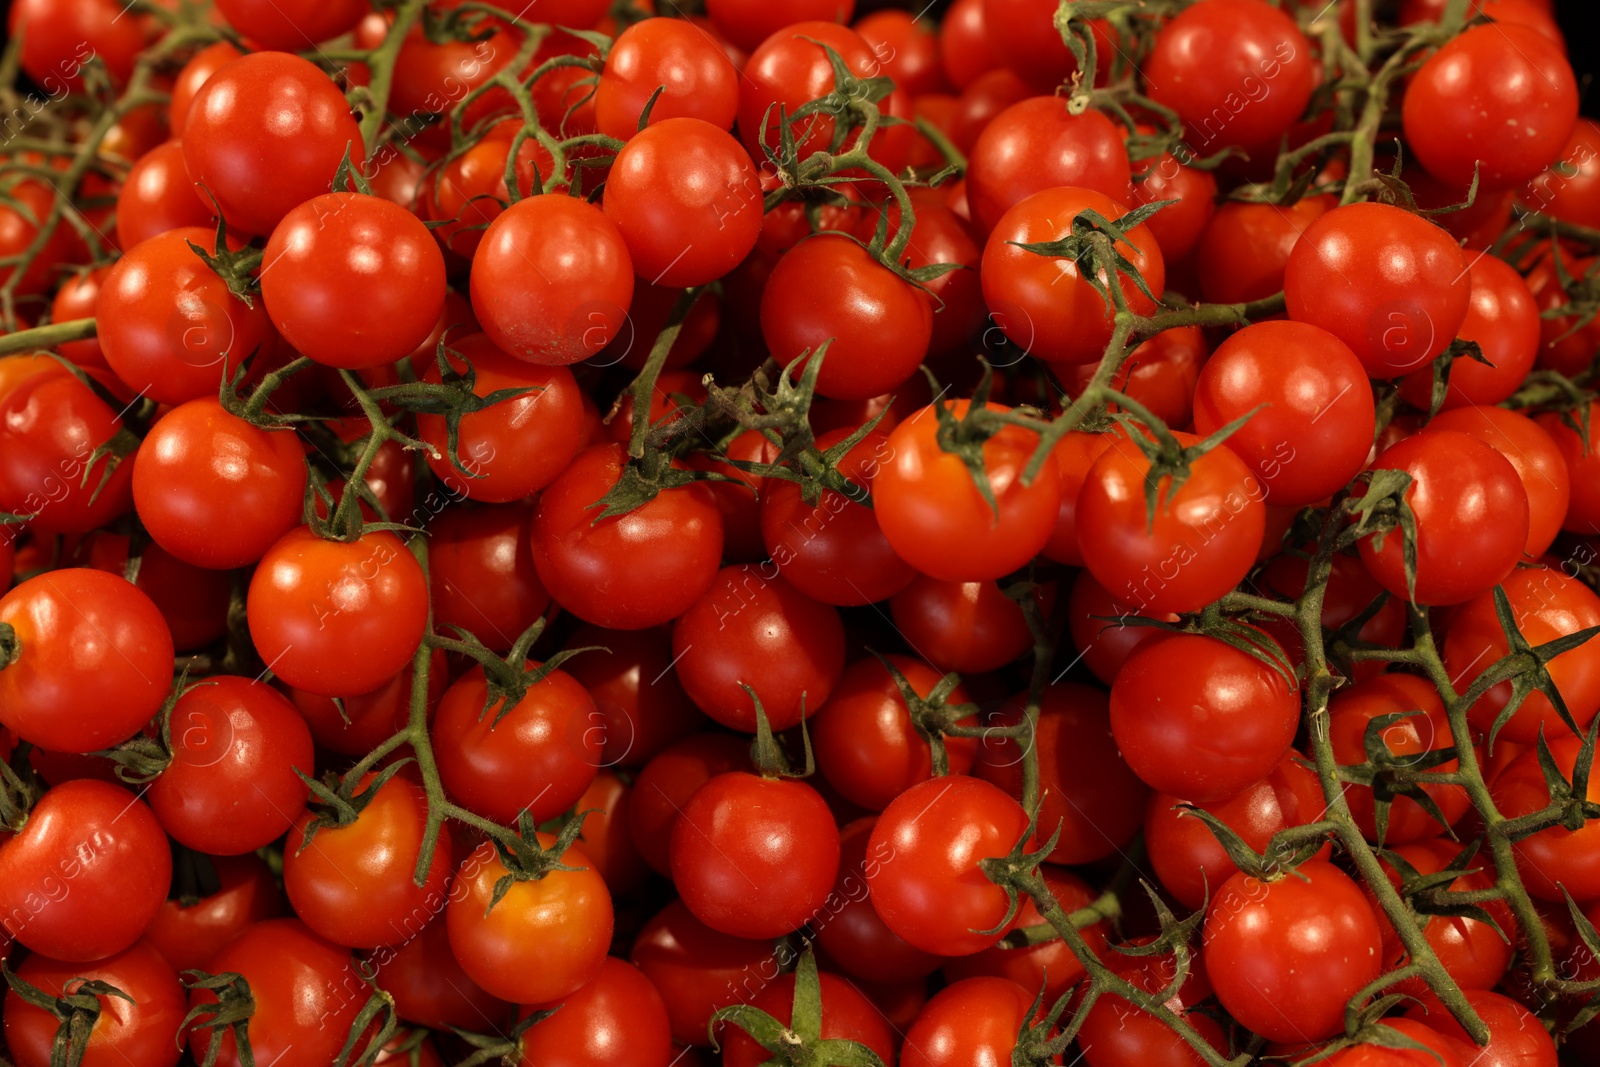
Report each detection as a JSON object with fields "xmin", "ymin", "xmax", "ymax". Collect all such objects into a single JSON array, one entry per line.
[
  {"xmin": 354, "ymin": 0, "xmax": 428, "ymax": 160},
  {"xmin": 0, "ymin": 317, "xmax": 95, "ymax": 356}
]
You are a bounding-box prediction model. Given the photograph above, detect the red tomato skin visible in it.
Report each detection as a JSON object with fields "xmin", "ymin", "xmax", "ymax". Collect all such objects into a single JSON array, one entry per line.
[
  {"xmin": 1075, "ymin": 948, "xmax": 1226, "ymax": 1067},
  {"xmin": 813, "ymin": 816, "xmax": 943, "ymax": 983},
  {"xmin": 1319, "ymin": 1019, "xmax": 1473, "ymax": 1067},
  {"xmin": 737, "ymin": 23, "xmax": 876, "ymax": 161},
  {"xmin": 1197, "ymin": 196, "xmax": 1332, "ymax": 305},
  {"xmin": 866, "ymin": 775, "xmax": 1030, "ymax": 956},
  {"xmin": 1066, "ymin": 569, "xmax": 1176, "ymax": 684},
  {"xmin": 596, "ymin": 17, "xmax": 740, "ymax": 137},
  {"xmin": 1527, "ymin": 118, "xmax": 1600, "ymax": 230},
  {"xmin": 0, "ymin": 568, "xmax": 174, "ymax": 753},
  {"xmin": 942, "ymin": 865, "xmax": 1109, "ymax": 1000},
  {"xmin": 671, "ymin": 772, "xmax": 841, "ymax": 939},
  {"xmin": 8, "ymin": 0, "xmax": 147, "ymax": 92},
  {"xmin": 1537, "ymin": 402, "xmax": 1600, "ymax": 535},
  {"xmin": 531, "ymin": 444, "xmax": 724, "ymax": 631},
  {"xmin": 183, "ymin": 52, "xmax": 365, "ymax": 237},
  {"xmin": 0, "ymin": 780, "xmax": 173, "ymax": 962},
  {"xmin": 889, "ymin": 575, "xmax": 1034, "ymax": 674},
  {"xmin": 470, "ymin": 194, "xmax": 634, "ymax": 366},
  {"xmin": 246, "ymin": 526, "xmax": 430, "ymax": 697},
  {"xmin": 289, "ymin": 649, "xmax": 446, "ymax": 757},
  {"xmin": 940, "ymin": 0, "xmax": 998, "ymax": 90},
  {"xmin": 214, "ymin": 0, "xmax": 368, "ymax": 51},
  {"xmin": 4, "ymin": 941, "xmax": 186, "ymax": 1067},
  {"xmin": 1370, "ymin": 841, "xmax": 1516, "ymax": 998},
  {"xmin": 169, "ymin": 42, "xmax": 243, "ymax": 131},
  {"xmin": 133, "ymin": 397, "xmax": 307, "ymax": 570},
  {"xmin": 708, "ymin": 0, "xmax": 853, "ymax": 52},
  {"xmin": 0, "ymin": 369, "xmax": 135, "ymax": 535},
  {"xmin": 366, "ymin": 914, "xmax": 510, "ymax": 1032},
  {"xmin": 719, "ymin": 970, "xmax": 896, "ymax": 1067},
  {"xmin": 426, "ymin": 503, "xmax": 549, "ymax": 653},
  {"xmin": 1426, "ymin": 406, "xmax": 1570, "ymax": 559},
  {"xmin": 1357, "ymin": 431, "xmax": 1530, "ymax": 606},
  {"xmin": 149, "ymin": 676, "xmax": 315, "ymax": 855},
  {"xmin": 145, "ymin": 853, "xmax": 284, "ymax": 973},
  {"xmin": 562, "ymin": 624, "xmax": 708, "ymax": 769},
  {"xmin": 115, "ymin": 140, "xmax": 214, "ymax": 250},
  {"xmin": 1404, "ymin": 989, "xmax": 1558, "ymax": 1067},
  {"xmin": 1133, "ymin": 149, "xmax": 1218, "ymax": 265},
  {"xmin": 629, "ymin": 899, "xmax": 782, "ymax": 1046},
  {"xmin": 520, "ymin": 957, "xmax": 673, "ymax": 1067},
  {"xmin": 1398, "ymin": 254, "xmax": 1540, "ymax": 412},
  {"xmin": 1202, "ymin": 860, "xmax": 1383, "ymax": 1044},
  {"xmin": 965, "ymin": 98, "xmax": 1133, "ymax": 234},
  {"xmin": 628, "ymin": 732, "xmax": 752, "ymax": 874},
  {"xmin": 899, "ymin": 977, "xmax": 1038, "ymax": 1067}
]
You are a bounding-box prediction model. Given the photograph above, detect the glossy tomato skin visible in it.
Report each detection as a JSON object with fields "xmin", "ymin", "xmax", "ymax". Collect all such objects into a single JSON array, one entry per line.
[
  {"xmin": 899, "ymin": 977, "xmax": 1038, "ymax": 1067},
  {"xmin": 595, "ymin": 17, "xmax": 740, "ymax": 137},
  {"xmin": 1327, "ymin": 673, "xmax": 1468, "ymax": 843},
  {"xmin": 416, "ymin": 333, "xmax": 585, "ymax": 503},
  {"xmin": 1077, "ymin": 429, "xmax": 1265, "ymax": 615},
  {"xmin": 1320, "ymin": 1019, "xmax": 1472, "ymax": 1067},
  {"xmin": 149, "ymin": 676, "xmax": 315, "ymax": 855},
  {"xmin": 603, "ymin": 118, "xmax": 761, "ymax": 287},
  {"xmin": 708, "ymin": 0, "xmax": 851, "ymax": 52},
  {"xmin": 942, "ymin": 865, "xmax": 1109, "ymax": 1000},
  {"xmin": 1426, "ymin": 406, "xmax": 1570, "ymax": 560},
  {"xmin": 562, "ymin": 624, "xmax": 708, "ymax": 768},
  {"xmin": 447, "ymin": 835, "xmax": 614, "ymax": 1004},
  {"xmin": 1528, "ymin": 118, "xmax": 1600, "ymax": 230},
  {"xmin": 1371, "ymin": 840, "xmax": 1515, "ymax": 998},
  {"xmin": 814, "ymin": 656, "xmax": 976, "ymax": 811},
  {"xmin": 875, "ymin": 400, "xmax": 1061, "ymax": 581},
  {"xmin": 0, "ymin": 367, "xmax": 136, "ymax": 535},
  {"xmin": 1144, "ymin": 0, "xmax": 1317, "ymax": 154},
  {"xmin": 813, "ymin": 816, "xmax": 942, "ymax": 983},
  {"xmin": 169, "ymin": 42, "xmax": 243, "ymax": 131},
  {"xmin": 736, "ymin": 23, "xmax": 877, "ymax": 162},
  {"xmin": 1193, "ymin": 321, "xmax": 1375, "ymax": 507},
  {"xmin": 1398, "ymin": 254, "xmax": 1540, "ymax": 411},
  {"xmin": 1041, "ymin": 432, "xmax": 1114, "ymax": 566},
  {"xmin": 965, "ymin": 98, "xmax": 1132, "ymax": 233},
  {"xmin": 1284, "ymin": 202, "xmax": 1471, "ymax": 378},
  {"xmin": 1203, "ymin": 860, "xmax": 1383, "ymax": 1044},
  {"xmin": 1357, "ymin": 431, "xmax": 1529, "ymax": 606},
  {"xmin": 1197, "ymin": 195, "xmax": 1332, "ymax": 305},
  {"xmin": 1404, "ymin": 989, "xmax": 1559, "ymax": 1067},
  {"xmin": 1133, "ymin": 147, "xmax": 1218, "ymax": 266},
  {"xmin": 1402, "ymin": 23, "xmax": 1577, "ymax": 190},
  {"xmin": 262, "ymin": 193, "xmax": 446, "ymax": 369},
  {"xmin": 761, "ymin": 234, "xmax": 933, "ymax": 402},
  {"xmin": 630, "ymin": 899, "xmax": 781, "ymax": 1045},
  {"xmin": 4, "ymin": 941, "xmax": 186, "ymax": 1067},
  {"xmin": 284, "ymin": 773, "xmax": 454, "ymax": 949},
  {"xmin": 432, "ymin": 661, "xmax": 602, "ymax": 825},
  {"xmin": 628, "ymin": 732, "xmax": 751, "ymax": 874},
  {"xmin": 133, "ymin": 397, "xmax": 307, "ymax": 570},
  {"xmin": 940, "ymin": 0, "xmax": 998, "ymax": 89},
  {"xmin": 213, "ymin": 0, "xmax": 368, "ymax": 50},
  {"xmin": 471, "ymin": 193, "xmax": 634, "ymax": 365},
  {"xmin": 719, "ymin": 970, "xmax": 896, "ymax": 1067},
  {"xmin": 531, "ymin": 444, "xmax": 724, "ymax": 630},
  {"xmin": 671, "ymin": 566, "xmax": 846, "ymax": 732},
  {"xmin": 0, "ymin": 568, "xmax": 174, "ymax": 753},
  {"xmin": 1145, "ymin": 750, "xmax": 1330, "ymax": 909},
  {"xmin": 867, "ymin": 775, "xmax": 1030, "ymax": 956},
  {"xmin": 186, "ymin": 919, "xmax": 371, "ymax": 1067},
  {"xmin": 1537, "ymin": 402, "xmax": 1600, "ymax": 535},
  {"xmin": 427, "ymin": 503, "xmax": 548, "ymax": 652},
  {"xmin": 0, "ymin": 780, "xmax": 172, "ymax": 961},
  {"xmin": 144, "ymin": 853, "xmax": 283, "ymax": 973},
  {"xmin": 183, "ymin": 52, "xmax": 364, "ymax": 237},
  {"xmin": 519, "ymin": 957, "xmax": 673, "ymax": 1067},
  {"xmin": 8, "ymin": 0, "xmax": 147, "ymax": 92},
  {"xmin": 1111, "ymin": 631, "xmax": 1300, "ymax": 803},
  {"xmin": 1066, "ymin": 569, "xmax": 1177, "ymax": 684},
  {"xmin": 571, "ymin": 770, "xmax": 651, "ymax": 894},
  {"xmin": 246, "ymin": 526, "xmax": 429, "ymax": 697},
  {"xmin": 115, "ymin": 140, "xmax": 214, "ymax": 250},
  {"xmin": 982, "ymin": 187, "xmax": 1164, "ymax": 365},
  {"xmin": 671, "ymin": 772, "xmax": 840, "ymax": 938},
  {"xmin": 889, "ymin": 576, "xmax": 1033, "ymax": 674},
  {"xmin": 289, "ymin": 649, "xmax": 446, "ymax": 757},
  {"xmin": 367, "ymin": 914, "xmax": 510, "ymax": 1032},
  {"xmin": 1076, "ymin": 948, "xmax": 1225, "ymax": 1067}
]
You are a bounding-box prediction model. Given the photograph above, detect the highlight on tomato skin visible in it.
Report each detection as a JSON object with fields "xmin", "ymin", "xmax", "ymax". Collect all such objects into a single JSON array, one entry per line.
[{"xmin": 0, "ymin": 0, "xmax": 1596, "ymax": 1062}]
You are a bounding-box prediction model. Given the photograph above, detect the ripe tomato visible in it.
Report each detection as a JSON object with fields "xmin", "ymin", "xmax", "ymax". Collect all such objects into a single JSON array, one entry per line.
[
  {"xmin": 889, "ymin": 575, "xmax": 1034, "ymax": 673},
  {"xmin": 1066, "ymin": 569, "xmax": 1177, "ymax": 684},
  {"xmin": 0, "ymin": 368, "xmax": 135, "ymax": 536},
  {"xmin": 899, "ymin": 977, "xmax": 1039, "ymax": 1067},
  {"xmin": 261, "ymin": 193, "xmax": 445, "ymax": 369},
  {"xmin": 1402, "ymin": 23, "xmax": 1577, "ymax": 190},
  {"xmin": 867, "ymin": 775, "xmax": 1030, "ymax": 956},
  {"xmin": 736, "ymin": 22, "xmax": 880, "ymax": 160},
  {"xmin": 114, "ymin": 140, "xmax": 214, "ymax": 251},
  {"xmin": 1404, "ymin": 989, "xmax": 1558, "ymax": 1067},
  {"xmin": 0, "ymin": 779, "xmax": 172, "ymax": 961},
  {"xmin": 1328, "ymin": 673, "xmax": 1468, "ymax": 843},
  {"xmin": 520, "ymin": 957, "xmax": 673, "ymax": 1067},
  {"xmin": 1398, "ymin": 254, "xmax": 1540, "ymax": 411},
  {"xmin": 284, "ymin": 773, "xmax": 454, "ymax": 949},
  {"xmin": 367, "ymin": 914, "xmax": 509, "ymax": 1032},
  {"xmin": 132, "ymin": 397, "xmax": 307, "ymax": 570},
  {"xmin": 1371, "ymin": 840, "xmax": 1516, "ymax": 997},
  {"xmin": 471, "ymin": 194, "xmax": 634, "ymax": 365},
  {"xmin": 939, "ymin": 0, "xmax": 998, "ymax": 89},
  {"xmin": 168, "ymin": 41, "xmax": 243, "ymax": 132},
  {"xmin": 144, "ymin": 854, "xmax": 283, "ymax": 973},
  {"xmin": 627, "ymin": 732, "xmax": 752, "ymax": 874},
  {"xmin": 1202, "ymin": 860, "xmax": 1383, "ymax": 1043},
  {"xmin": 1145, "ymin": 750, "xmax": 1330, "ymax": 909},
  {"xmin": 1076, "ymin": 946, "xmax": 1225, "ymax": 1067},
  {"xmin": 4, "ymin": 941, "xmax": 186, "ymax": 1067},
  {"xmin": 415, "ymin": 333, "xmax": 585, "ymax": 502},
  {"xmin": 1111, "ymin": 630, "xmax": 1299, "ymax": 802},
  {"xmin": 432, "ymin": 660, "xmax": 602, "ymax": 824},
  {"xmin": 942, "ymin": 865, "xmax": 1109, "ymax": 999},
  {"xmin": 719, "ymin": 968, "xmax": 895, "ymax": 1067},
  {"xmin": 562, "ymin": 624, "xmax": 707, "ymax": 768},
  {"xmin": 1319, "ymin": 1019, "xmax": 1473, "ymax": 1067},
  {"xmin": 426, "ymin": 503, "xmax": 548, "ymax": 652},
  {"xmin": 1357, "ymin": 431, "xmax": 1529, "ymax": 606},
  {"xmin": 603, "ymin": 118, "xmax": 762, "ymax": 287},
  {"xmin": 213, "ymin": 0, "xmax": 367, "ymax": 50},
  {"xmin": 812, "ymin": 816, "xmax": 942, "ymax": 983},
  {"xmin": 1144, "ymin": 0, "xmax": 1317, "ymax": 154},
  {"xmin": 595, "ymin": 17, "xmax": 740, "ymax": 138},
  {"xmin": 1444, "ymin": 565, "xmax": 1600, "ymax": 745},
  {"xmin": 183, "ymin": 52, "xmax": 364, "ymax": 237},
  {"xmin": 857, "ymin": 10, "xmax": 946, "ymax": 95},
  {"xmin": 629, "ymin": 899, "xmax": 781, "ymax": 1046},
  {"xmin": 1132, "ymin": 146, "xmax": 1218, "ymax": 266},
  {"xmin": 186, "ymin": 919, "xmax": 374, "ymax": 1067},
  {"xmin": 760, "ymin": 234, "xmax": 932, "ymax": 401},
  {"xmin": 0, "ymin": 180, "xmax": 82, "ymax": 299},
  {"xmin": 74, "ymin": 532, "xmax": 231, "ymax": 654},
  {"xmin": 532, "ymin": 444, "xmax": 724, "ymax": 629},
  {"xmin": 966, "ymin": 99, "xmax": 1132, "ymax": 234},
  {"xmin": 981, "ymin": 187, "xmax": 1165, "ymax": 365},
  {"xmin": 1525, "ymin": 249, "xmax": 1600, "ymax": 378},
  {"xmin": 1536, "ymin": 402, "xmax": 1600, "ymax": 535},
  {"xmin": 1193, "ymin": 320, "xmax": 1375, "ymax": 507},
  {"xmin": 1196, "ymin": 195, "xmax": 1332, "ymax": 305},
  {"xmin": 149, "ymin": 676, "xmax": 315, "ymax": 855},
  {"xmin": 1077, "ymin": 429, "xmax": 1265, "ymax": 615},
  {"xmin": 246, "ymin": 526, "xmax": 429, "ymax": 697},
  {"xmin": 446, "ymin": 835, "xmax": 614, "ymax": 1003},
  {"xmin": 1528, "ymin": 118, "xmax": 1600, "ymax": 230},
  {"xmin": 0, "ymin": 568, "xmax": 173, "ymax": 753},
  {"xmin": 1284, "ymin": 202, "xmax": 1471, "ymax": 378},
  {"xmin": 874, "ymin": 400, "xmax": 1061, "ymax": 581},
  {"xmin": 1426, "ymin": 406, "xmax": 1570, "ymax": 559},
  {"xmin": 288, "ymin": 648, "xmax": 445, "ymax": 756},
  {"xmin": 671, "ymin": 772, "xmax": 840, "ymax": 938}
]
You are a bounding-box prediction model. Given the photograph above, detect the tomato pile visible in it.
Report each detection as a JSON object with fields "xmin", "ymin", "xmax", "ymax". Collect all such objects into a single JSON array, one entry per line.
[{"xmin": 1, "ymin": 0, "xmax": 1599, "ymax": 1063}]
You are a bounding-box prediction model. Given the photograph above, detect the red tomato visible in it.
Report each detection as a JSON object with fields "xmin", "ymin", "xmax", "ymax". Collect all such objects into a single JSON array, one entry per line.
[
  {"xmin": 168, "ymin": 41, "xmax": 243, "ymax": 132},
  {"xmin": 367, "ymin": 915, "xmax": 510, "ymax": 1032},
  {"xmin": 1371, "ymin": 840, "xmax": 1516, "ymax": 997},
  {"xmin": 571, "ymin": 771, "xmax": 651, "ymax": 894},
  {"xmin": 1133, "ymin": 147, "xmax": 1218, "ymax": 266},
  {"xmin": 708, "ymin": 0, "xmax": 853, "ymax": 52},
  {"xmin": 288, "ymin": 649, "xmax": 446, "ymax": 757},
  {"xmin": 427, "ymin": 503, "xmax": 548, "ymax": 652},
  {"xmin": 1536, "ymin": 402, "xmax": 1600, "ymax": 535},
  {"xmin": 246, "ymin": 526, "xmax": 429, "ymax": 697},
  {"xmin": 939, "ymin": 0, "xmax": 999, "ymax": 90},
  {"xmin": 1319, "ymin": 1019, "xmax": 1473, "ymax": 1067},
  {"xmin": 866, "ymin": 775, "xmax": 1030, "ymax": 956},
  {"xmin": 183, "ymin": 52, "xmax": 364, "ymax": 236},
  {"xmin": 1066, "ymin": 569, "xmax": 1177, "ymax": 684},
  {"xmin": 0, "ymin": 780, "xmax": 172, "ymax": 961},
  {"xmin": 1398, "ymin": 254, "xmax": 1540, "ymax": 411},
  {"xmin": 115, "ymin": 140, "xmax": 214, "ymax": 250},
  {"xmin": 1076, "ymin": 946, "xmax": 1226, "ymax": 1067},
  {"xmin": 889, "ymin": 575, "xmax": 1035, "ymax": 674},
  {"xmin": 144, "ymin": 854, "xmax": 283, "ymax": 973},
  {"xmin": 950, "ymin": 68, "xmax": 1030, "ymax": 153},
  {"xmin": 4, "ymin": 941, "xmax": 186, "ymax": 1067},
  {"xmin": 965, "ymin": 98, "xmax": 1133, "ymax": 234},
  {"xmin": 0, "ymin": 568, "xmax": 173, "ymax": 753},
  {"xmin": 1426, "ymin": 406, "xmax": 1570, "ymax": 559},
  {"xmin": 856, "ymin": 10, "xmax": 946, "ymax": 95},
  {"xmin": 630, "ymin": 899, "xmax": 781, "ymax": 1046},
  {"xmin": 1284, "ymin": 202, "xmax": 1471, "ymax": 378},
  {"xmin": 1196, "ymin": 196, "xmax": 1332, "ymax": 305},
  {"xmin": 899, "ymin": 977, "xmax": 1039, "ymax": 1067},
  {"xmin": 1357, "ymin": 431, "xmax": 1529, "ymax": 606},
  {"xmin": 718, "ymin": 968, "xmax": 895, "ymax": 1067},
  {"xmin": 982, "ymin": 0, "xmax": 1113, "ymax": 91},
  {"xmin": 562, "ymin": 624, "xmax": 708, "ymax": 768},
  {"xmin": 628, "ymin": 732, "xmax": 752, "ymax": 875},
  {"xmin": 520, "ymin": 957, "xmax": 673, "ymax": 1067},
  {"xmin": 1405, "ymin": 989, "xmax": 1559, "ymax": 1067},
  {"xmin": 1527, "ymin": 117, "xmax": 1600, "ymax": 230},
  {"xmin": 1193, "ymin": 320, "xmax": 1375, "ymax": 507},
  {"xmin": 812, "ymin": 816, "xmax": 942, "ymax": 983},
  {"xmin": 0, "ymin": 180, "xmax": 81, "ymax": 299},
  {"xmin": 213, "ymin": 0, "xmax": 367, "ymax": 50},
  {"xmin": 875, "ymin": 400, "xmax": 1061, "ymax": 581},
  {"xmin": 942, "ymin": 865, "xmax": 1109, "ymax": 1000},
  {"xmin": 595, "ymin": 17, "xmax": 740, "ymax": 138},
  {"xmin": 1202, "ymin": 860, "xmax": 1383, "ymax": 1043}
]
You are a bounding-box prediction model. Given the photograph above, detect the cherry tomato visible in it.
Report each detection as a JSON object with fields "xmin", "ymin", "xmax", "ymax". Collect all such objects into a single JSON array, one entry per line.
[
  {"xmin": 812, "ymin": 816, "xmax": 942, "ymax": 983},
  {"xmin": 114, "ymin": 140, "xmax": 214, "ymax": 251},
  {"xmin": 1196, "ymin": 195, "xmax": 1332, "ymax": 305},
  {"xmin": 1076, "ymin": 946, "xmax": 1225, "ymax": 1067},
  {"xmin": 628, "ymin": 732, "xmax": 752, "ymax": 874},
  {"xmin": 1319, "ymin": 1019, "xmax": 1473, "ymax": 1067},
  {"xmin": 967, "ymin": 99, "xmax": 1132, "ymax": 234},
  {"xmin": 1398, "ymin": 253, "xmax": 1540, "ymax": 412},
  {"xmin": 213, "ymin": 0, "xmax": 367, "ymax": 51},
  {"xmin": 520, "ymin": 957, "xmax": 673, "ymax": 1067},
  {"xmin": 367, "ymin": 914, "xmax": 510, "ymax": 1032},
  {"xmin": 1426, "ymin": 405, "xmax": 1570, "ymax": 559},
  {"xmin": 939, "ymin": 0, "xmax": 999, "ymax": 90},
  {"xmin": 719, "ymin": 968, "xmax": 895, "ymax": 1067},
  {"xmin": 144, "ymin": 853, "xmax": 283, "ymax": 973},
  {"xmin": 889, "ymin": 575, "xmax": 1034, "ymax": 674},
  {"xmin": 1527, "ymin": 118, "xmax": 1600, "ymax": 230},
  {"xmin": 630, "ymin": 899, "xmax": 781, "ymax": 1046},
  {"xmin": 168, "ymin": 42, "xmax": 243, "ymax": 132},
  {"xmin": 426, "ymin": 502, "xmax": 548, "ymax": 651},
  {"xmin": 0, "ymin": 368, "xmax": 135, "ymax": 535},
  {"xmin": 562, "ymin": 624, "xmax": 708, "ymax": 768},
  {"xmin": 1404, "ymin": 989, "xmax": 1558, "ymax": 1067},
  {"xmin": 288, "ymin": 648, "xmax": 446, "ymax": 757},
  {"xmin": 942, "ymin": 865, "xmax": 1109, "ymax": 1000},
  {"xmin": 596, "ymin": 17, "xmax": 740, "ymax": 138},
  {"xmin": 1371, "ymin": 840, "xmax": 1516, "ymax": 997},
  {"xmin": 4, "ymin": 941, "xmax": 186, "ymax": 1067},
  {"xmin": 899, "ymin": 977, "xmax": 1039, "ymax": 1067},
  {"xmin": 1536, "ymin": 402, "xmax": 1600, "ymax": 535}
]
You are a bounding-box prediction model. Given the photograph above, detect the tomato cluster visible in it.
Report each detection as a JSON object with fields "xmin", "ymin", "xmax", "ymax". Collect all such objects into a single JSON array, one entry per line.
[{"xmin": 0, "ymin": 0, "xmax": 1598, "ymax": 1064}]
